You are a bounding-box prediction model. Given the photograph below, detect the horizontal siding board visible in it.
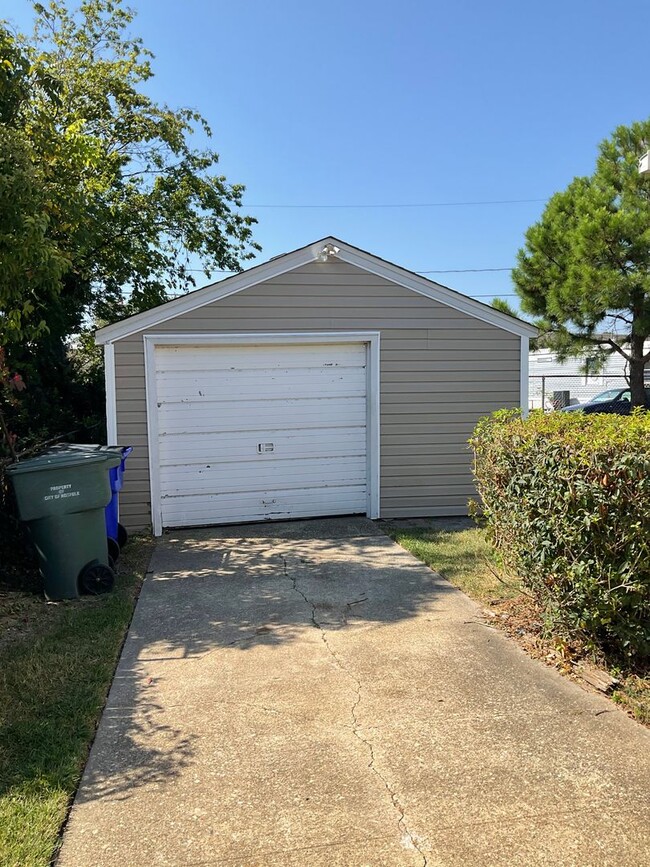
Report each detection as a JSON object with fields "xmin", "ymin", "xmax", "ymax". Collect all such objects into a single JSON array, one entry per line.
[
  {"xmin": 380, "ymin": 381, "xmax": 519, "ymax": 394},
  {"xmin": 381, "ymin": 432, "xmax": 473, "ymax": 444},
  {"xmin": 118, "ymin": 472, "xmax": 150, "ymax": 486},
  {"xmin": 115, "ymin": 343, "xmax": 145, "ymax": 356},
  {"xmin": 381, "ymin": 422, "xmax": 487, "ymax": 435},
  {"xmin": 381, "ymin": 360, "xmax": 521, "ymax": 373},
  {"xmin": 381, "ymin": 443, "xmax": 473, "ymax": 455},
  {"xmin": 119, "ymin": 503, "xmax": 150, "ymax": 517},
  {"xmin": 380, "ymin": 402, "xmax": 518, "ymax": 415},
  {"xmin": 114, "ymin": 436, "xmax": 149, "ymax": 451},
  {"xmin": 381, "ymin": 505, "xmax": 469, "ymax": 518},
  {"xmin": 122, "ymin": 472, "xmax": 149, "ymax": 491},
  {"xmin": 116, "ymin": 404, "xmax": 148, "ymax": 418},
  {"xmin": 113, "ymin": 372, "xmax": 146, "ymax": 385},
  {"xmin": 382, "ymin": 463, "xmax": 471, "ymax": 479},
  {"xmin": 378, "ymin": 496, "xmax": 476, "ymax": 509},
  {"xmin": 206, "ymin": 293, "xmax": 493, "ymax": 307},
  {"xmin": 382, "ymin": 448, "xmax": 471, "ymax": 462},
  {"xmin": 382, "ymin": 347, "xmax": 521, "ymax": 357},
  {"xmin": 249, "ymin": 273, "xmax": 426, "ymax": 288}
]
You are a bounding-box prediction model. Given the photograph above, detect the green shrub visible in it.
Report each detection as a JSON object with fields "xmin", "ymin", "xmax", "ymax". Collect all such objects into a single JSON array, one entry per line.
[{"xmin": 470, "ymin": 409, "xmax": 650, "ymax": 661}]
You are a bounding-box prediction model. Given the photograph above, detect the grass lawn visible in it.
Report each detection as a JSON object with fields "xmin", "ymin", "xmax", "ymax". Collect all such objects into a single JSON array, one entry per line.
[
  {"xmin": 383, "ymin": 518, "xmax": 649, "ymax": 727},
  {"xmin": 383, "ymin": 518, "xmax": 520, "ymax": 603},
  {"xmin": 0, "ymin": 537, "xmax": 154, "ymax": 867}
]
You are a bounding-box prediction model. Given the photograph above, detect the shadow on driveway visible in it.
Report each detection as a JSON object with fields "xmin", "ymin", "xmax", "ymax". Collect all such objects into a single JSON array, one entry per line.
[{"xmin": 73, "ymin": 517, "xmax": 455, "ymax": 806}]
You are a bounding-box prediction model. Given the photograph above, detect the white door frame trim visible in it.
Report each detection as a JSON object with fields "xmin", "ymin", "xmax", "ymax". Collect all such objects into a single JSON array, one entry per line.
[{"xmin": 143, "ymin": 331, "xmax": 381, "ymax": 536}]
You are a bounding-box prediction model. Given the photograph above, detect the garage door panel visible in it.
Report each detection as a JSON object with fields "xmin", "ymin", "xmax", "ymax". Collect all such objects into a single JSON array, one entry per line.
[
  {"xmin": 158, "ymin": 429, "xmax": 367, "ymax": 466},
  {"xmin": 157, "ymin": 397, "xmax": 367, "ymax": 434},
  {"xmin": 159, "ymin": 456, "xmax": 367, "ymax": 495},
  {"xmin": 154, "ymin": 341, "xmax": 369, "ymax": 528},
  {"xmin": 161, "ymin": 485, "xmax": 367, "ymax": 527},
  {"xmin": 156, "ymin": 368, "xmax": 366, "ymax": 401},
  {"xmin": 155, "ymin": 343, "xmax": 366, "ymax": 372}
]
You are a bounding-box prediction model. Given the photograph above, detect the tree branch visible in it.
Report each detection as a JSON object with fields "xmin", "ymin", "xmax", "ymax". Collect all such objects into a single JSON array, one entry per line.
[{"xmin": 562, "ymin": 331, "xmax": 631, "ymax": 361}]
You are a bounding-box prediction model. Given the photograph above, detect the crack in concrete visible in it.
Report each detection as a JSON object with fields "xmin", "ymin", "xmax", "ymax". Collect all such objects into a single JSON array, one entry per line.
[{"xmin": 281, "ymin": 554, "xmax": 428, "ymax": 866}]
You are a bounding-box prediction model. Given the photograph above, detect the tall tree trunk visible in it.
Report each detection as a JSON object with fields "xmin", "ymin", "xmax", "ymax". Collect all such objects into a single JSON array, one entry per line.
[{"xmin": 629, "ymin": 332, "xmax": 647, "ymax": 408}]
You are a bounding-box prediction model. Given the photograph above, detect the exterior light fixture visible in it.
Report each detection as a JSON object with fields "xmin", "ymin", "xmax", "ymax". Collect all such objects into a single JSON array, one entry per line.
[{"xmin": 316, "ymin": 243, "xmax": 340, "ymax": 262}]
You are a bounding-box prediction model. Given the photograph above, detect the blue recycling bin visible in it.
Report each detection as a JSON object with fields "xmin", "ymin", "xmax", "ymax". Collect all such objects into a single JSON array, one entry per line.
[{"xmin": 105, "ymin": 446, "xmax": 132, "ymax": 548}]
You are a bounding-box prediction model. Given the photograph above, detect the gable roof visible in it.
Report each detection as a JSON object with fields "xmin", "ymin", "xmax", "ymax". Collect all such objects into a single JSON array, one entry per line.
[{"xmin": 95, "ymin": 236, "xmax": 538, "ymax": 344}]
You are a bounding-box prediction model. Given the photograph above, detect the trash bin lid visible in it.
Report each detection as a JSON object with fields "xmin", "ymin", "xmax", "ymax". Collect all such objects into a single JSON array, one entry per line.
[
  {"xmin": 49, "ymin": 443, "xmax": 133, "ymax": 458},
  {"xmin": 6, "ymin": 448, "xmax": 121, "ymax": 475}
]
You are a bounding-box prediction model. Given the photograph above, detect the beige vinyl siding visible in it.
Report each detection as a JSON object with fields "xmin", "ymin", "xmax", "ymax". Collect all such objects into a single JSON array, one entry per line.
[{"xmin": 112, "ymin": 260, "xmax": 520, "ymax": 531}]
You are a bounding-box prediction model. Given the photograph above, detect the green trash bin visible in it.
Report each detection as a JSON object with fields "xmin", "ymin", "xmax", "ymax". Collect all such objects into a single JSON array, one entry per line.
[{"xmin": 6, "ymin": 448, "xmax": 122, "ymax": 600}]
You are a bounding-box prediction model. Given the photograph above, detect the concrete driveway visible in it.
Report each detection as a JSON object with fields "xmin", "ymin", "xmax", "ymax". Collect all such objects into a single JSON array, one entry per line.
[{"xmin": 58, "ymin": 518, "xmax": 650, "ymax": 866}]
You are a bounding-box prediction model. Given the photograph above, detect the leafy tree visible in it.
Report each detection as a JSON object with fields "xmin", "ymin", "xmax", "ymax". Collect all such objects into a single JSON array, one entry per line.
[
  {"xmin": 0, "ymin": 0, "xmax": 259, "ymax": 444},
  {"xmin": 0, "ymin": 28, "xmax": 69, "ymax": 345},
  {"xmin": 513, "ymin": 119, "xmax": 650, "ymax": 406}
]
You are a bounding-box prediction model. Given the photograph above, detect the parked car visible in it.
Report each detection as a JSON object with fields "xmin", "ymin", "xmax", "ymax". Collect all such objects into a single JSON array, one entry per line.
[{"xmin": 560, "ymin": 387, "xmax": 650, "ymax": 414}]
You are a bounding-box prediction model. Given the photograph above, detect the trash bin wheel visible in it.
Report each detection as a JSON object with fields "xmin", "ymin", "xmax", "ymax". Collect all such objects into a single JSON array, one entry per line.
[
  {"xmin": 117, "ymin": 522, "xmax": 128, "ymax": 549},
  {"xmin": 79, "ymin": 561, "xmax": 115, "ymax": 596},
  {"xmin": 107, "ymin": 536, "xmax": 121, "ymax": 565}
]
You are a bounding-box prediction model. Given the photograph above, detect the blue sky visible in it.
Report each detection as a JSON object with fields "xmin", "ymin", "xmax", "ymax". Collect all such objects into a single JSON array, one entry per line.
[{"xmin": 7, "ymin": 0, "xmax": 650, "ymax": 307}]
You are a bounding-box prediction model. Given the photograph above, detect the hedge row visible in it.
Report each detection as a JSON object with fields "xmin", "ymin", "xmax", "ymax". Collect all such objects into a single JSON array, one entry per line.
[{"xmin": 470, "ymin": 409, "xmax": 650, "ymax": 661}]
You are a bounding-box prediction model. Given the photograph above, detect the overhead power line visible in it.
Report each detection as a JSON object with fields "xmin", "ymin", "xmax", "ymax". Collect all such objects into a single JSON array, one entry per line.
[
  {"xmin": 418, "ymin": 267, "xmax": 512, "ymax": 274},
  {"xmin": 198, "ymin": 265, "xmax": 514, "ymax": 276},
  {"xmin": 245, "ymin": 198, "xmax": 545, "ymax": 209}
]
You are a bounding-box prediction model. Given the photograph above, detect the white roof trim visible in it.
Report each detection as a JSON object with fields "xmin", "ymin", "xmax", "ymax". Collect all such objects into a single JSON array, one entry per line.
[
  {"xmin": 96, "ymin": 236, "xmax": 537, "ymax": 344},
  {"xmin": 333, "ymin": 243, "xmax": 537, "ymax": 337}
]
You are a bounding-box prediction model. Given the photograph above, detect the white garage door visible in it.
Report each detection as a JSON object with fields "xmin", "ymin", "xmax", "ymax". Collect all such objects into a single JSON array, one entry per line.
[{"xmin": 153, "ymin": 342, "xmax": 369, "ymax": 528}]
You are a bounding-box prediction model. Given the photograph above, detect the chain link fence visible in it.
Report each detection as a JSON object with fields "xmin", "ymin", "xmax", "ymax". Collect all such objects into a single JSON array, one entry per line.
[{"xmin": 529, "ymin": 375, "xmax": 631, "ymax": 411}]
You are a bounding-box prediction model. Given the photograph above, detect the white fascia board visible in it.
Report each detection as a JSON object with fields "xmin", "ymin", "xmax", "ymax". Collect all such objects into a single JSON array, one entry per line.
[
  {"xmin": 95, "ymin": 240, "xmax": 330, "ymax": 345},
  {"xmin": 104, "ymin": 343, "xmax": 118, "ymax": 443},
  {"xmin": 334, "ymin": 245, "xmax": 538, "ymax": 338}
]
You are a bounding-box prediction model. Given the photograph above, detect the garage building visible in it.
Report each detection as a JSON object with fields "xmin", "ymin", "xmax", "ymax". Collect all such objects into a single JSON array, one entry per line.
[{"xmin": 96, "ymin": 238, "xmax": 536, "ymax": 535}]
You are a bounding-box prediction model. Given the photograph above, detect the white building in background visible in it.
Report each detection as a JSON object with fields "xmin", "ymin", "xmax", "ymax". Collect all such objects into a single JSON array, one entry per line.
[{"xmin": 528, "ymin": 345, "xmax": 647, "ymax": 409}]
